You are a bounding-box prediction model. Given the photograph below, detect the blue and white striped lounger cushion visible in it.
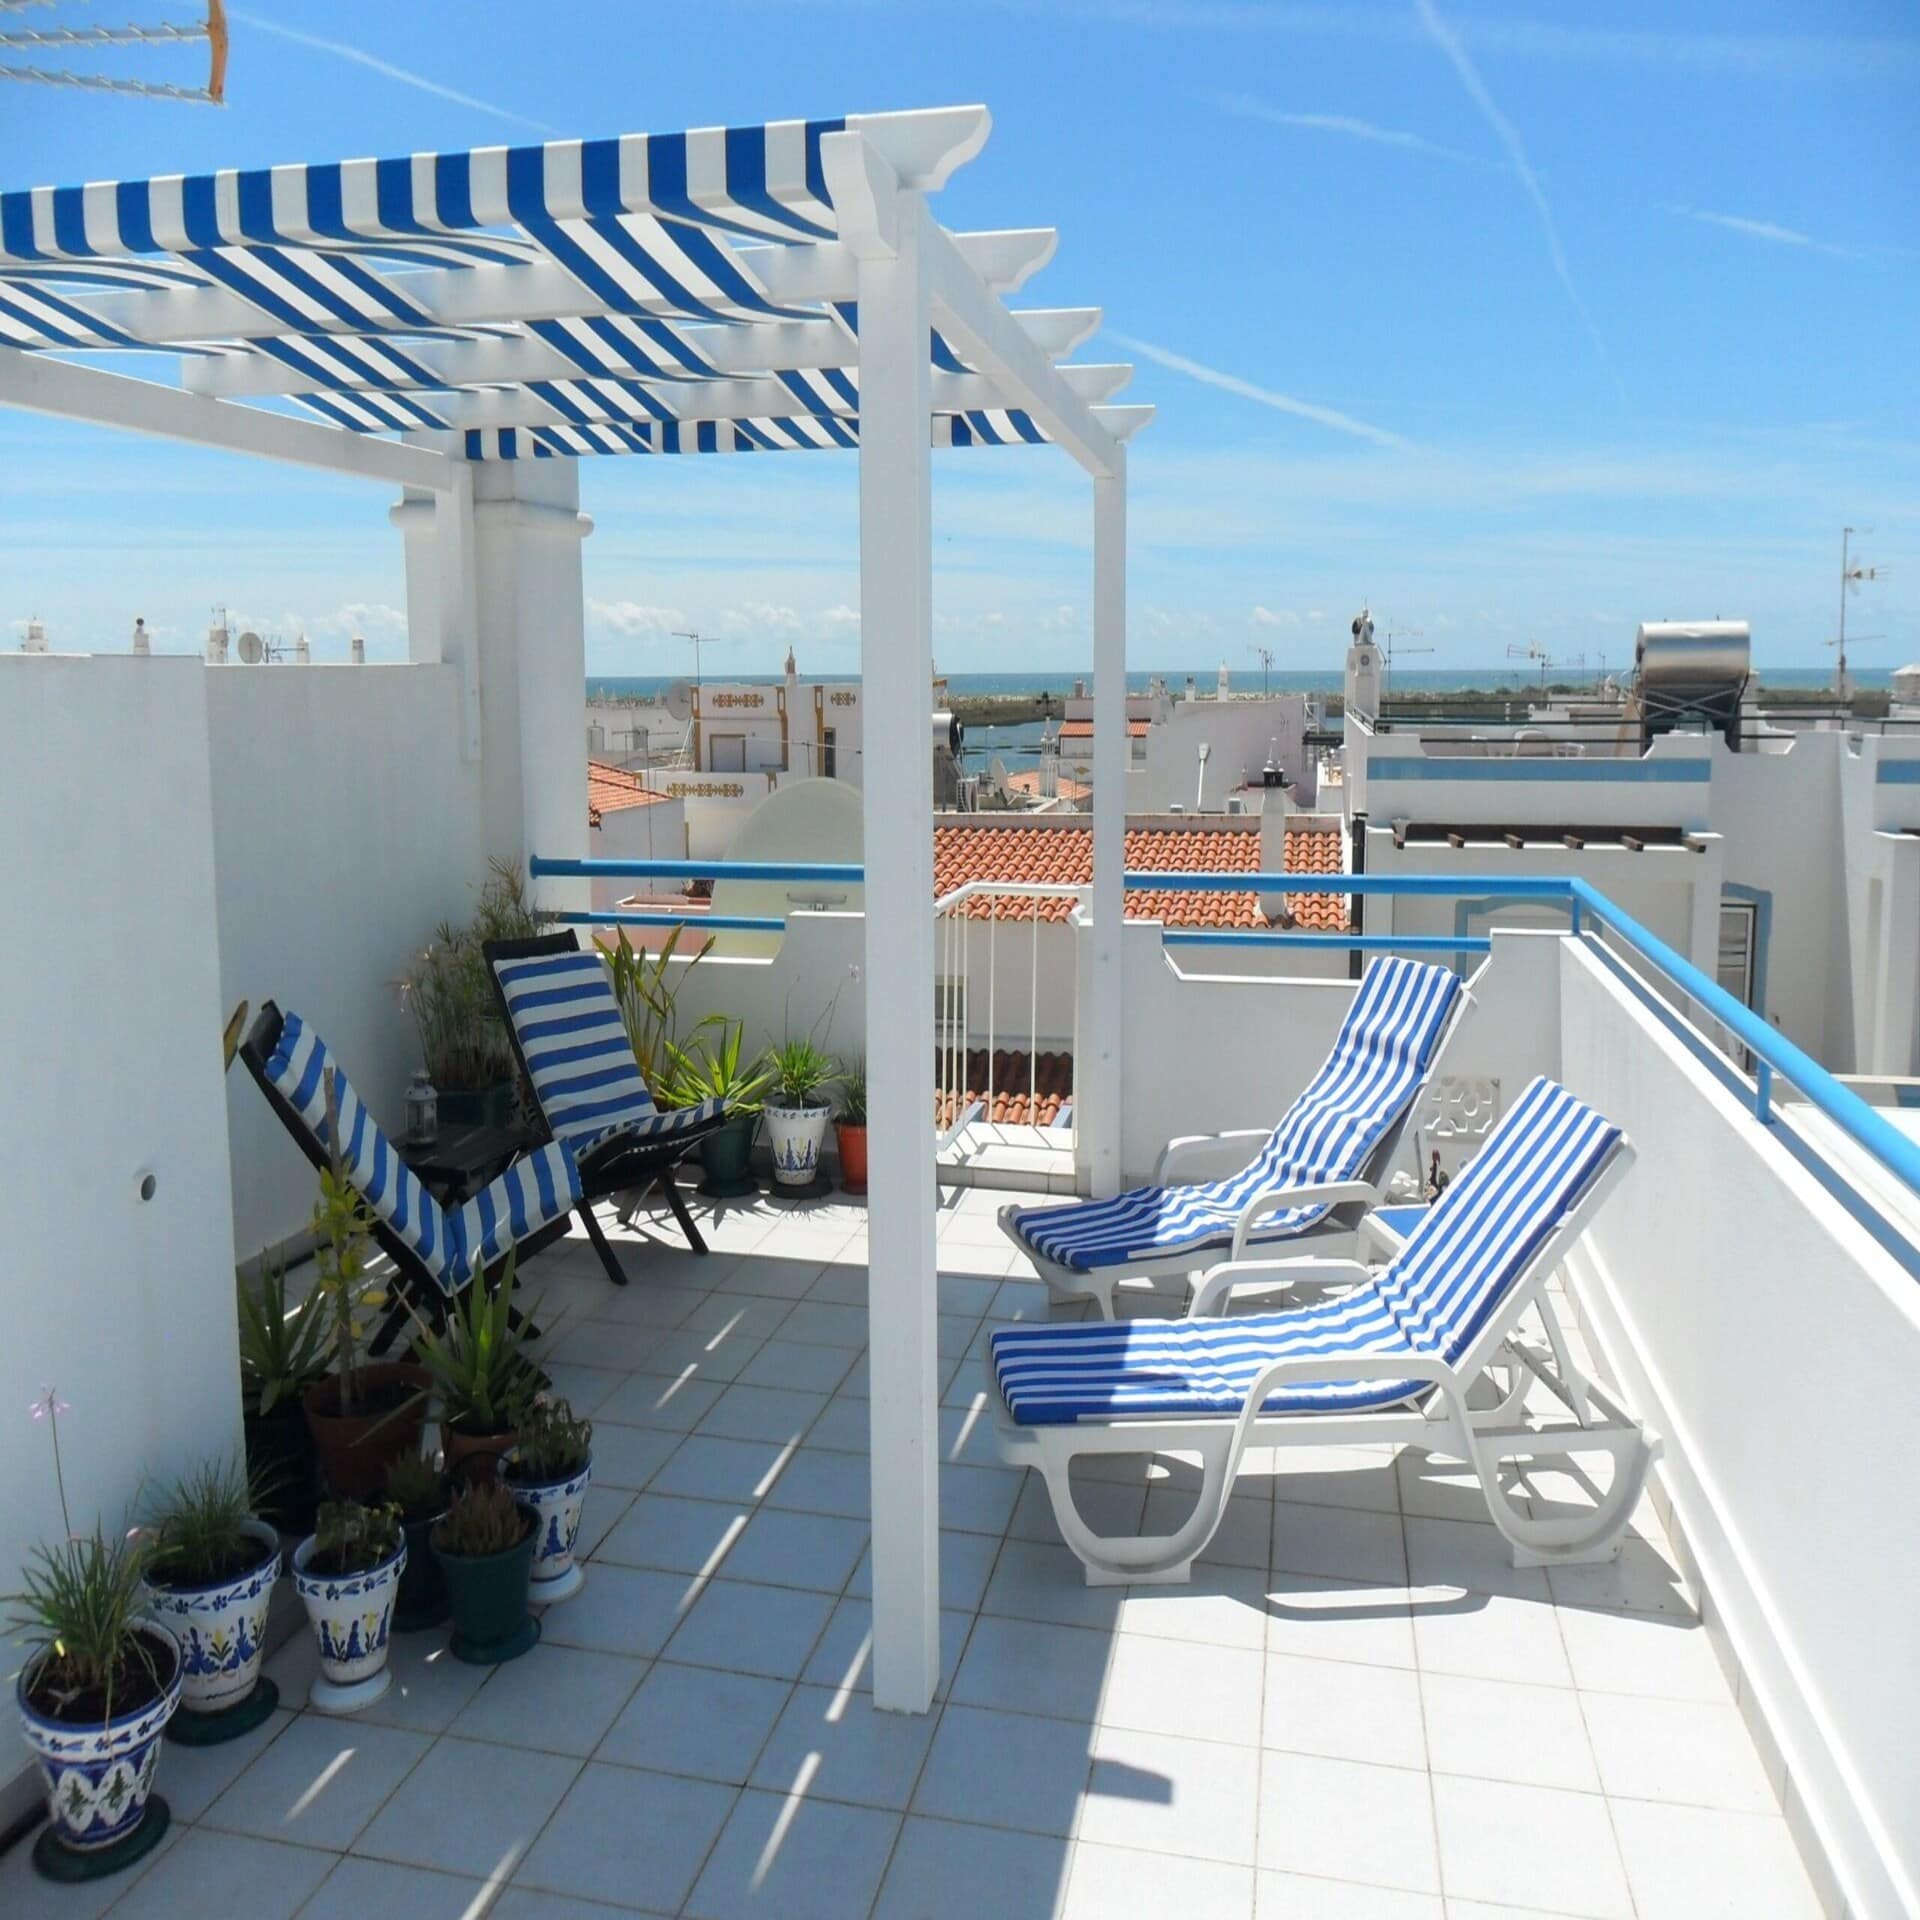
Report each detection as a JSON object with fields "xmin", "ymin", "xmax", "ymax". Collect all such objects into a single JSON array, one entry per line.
[
  {"xmin": 992, "ymin": 1075, "xmax": 1620, "ymax": 1426},
  {"xmin": 1008, "ymin": 956, "xmax": 1464, "ymax": 1274},
  {"xmin": 264, "ymin": 1010, "xmax": 582, "ymax": 1293},
  {"xmin": 491, "ymin": 948, "xmax": 724, "ymax": 1152}
]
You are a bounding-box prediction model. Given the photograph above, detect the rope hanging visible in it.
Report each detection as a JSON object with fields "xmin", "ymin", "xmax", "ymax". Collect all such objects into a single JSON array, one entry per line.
[{"xmin": 0, "ymin": 0, "xmax": 225, "ymax": 100}]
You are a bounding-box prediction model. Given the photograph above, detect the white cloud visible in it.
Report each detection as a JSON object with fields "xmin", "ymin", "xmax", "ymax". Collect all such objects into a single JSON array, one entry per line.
[
  {"xmin": 1207, "ymin": 91, "xmax": 1492, "ymax": 168},
  {"xmin": 589, "ymin": 600, "xmax": 688, "ymax": 639},
  {"xmin": 1107, "ymin": 332, "xmax": 1408, "ymax": 449},
  {"xmin": 1251, "ymin": 605, "xmax": 1303, "ymax": 628}
]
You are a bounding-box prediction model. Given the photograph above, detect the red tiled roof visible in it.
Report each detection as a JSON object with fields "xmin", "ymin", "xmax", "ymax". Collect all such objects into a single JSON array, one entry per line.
[
  {"xmin": 936, "ymin": 1049, "xmax": 1073, "ymax": 1129},
  {"xmin": 1004, "ymin": 769, "xmax": 1092, "ymax": 803},
  {"xmin": 932, "ymin": 818, "xmax": 1350, "ymax": 932},
  {"xmin": 1057, "ymin": 718, "xmax": 1148, "ymax": 739},
  {"xmin": 588, "ymin": 758, "xmax": 675, "ymax": 828}
]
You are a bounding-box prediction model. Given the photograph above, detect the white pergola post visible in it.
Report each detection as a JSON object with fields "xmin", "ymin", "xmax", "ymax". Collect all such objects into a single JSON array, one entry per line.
[
  {"xmin": 1084, "ymin": 451, "xmax": 1128, "ymax": 1198},
  {"xmin": 848, "ymin": 166, "xmax": 942, "ymax": 1714}
]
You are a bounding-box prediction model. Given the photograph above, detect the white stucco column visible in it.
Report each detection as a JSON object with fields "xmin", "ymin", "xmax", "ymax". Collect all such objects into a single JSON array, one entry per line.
[
  {"xmin": 851, "ymin": 177, "xmax": 942, "ymax": 1716},
  {"xmin": 1083, "ymin": 453, "xmax": 1127, "ymax": 1199}
]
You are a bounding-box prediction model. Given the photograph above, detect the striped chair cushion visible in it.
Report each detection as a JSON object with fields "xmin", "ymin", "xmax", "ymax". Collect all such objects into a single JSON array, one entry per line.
[
  {"xmin": 993, "ymin": 1074, "xmax": 1620, "ymax": 1427},
  {"xmin": 1009, "ymin": 956, "xmax": 1464, "ymax": 1273},
  {"xmin": 491, "ymin": 948, "xmax": 662, "ymax": 1149},
  {"xmin": 264, "ymin": 1011, "xmax": 583, "ymax": 1293}
]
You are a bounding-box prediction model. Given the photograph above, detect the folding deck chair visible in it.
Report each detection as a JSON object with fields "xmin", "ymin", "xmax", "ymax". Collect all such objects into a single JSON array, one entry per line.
[
  {"xmin": 991, "ymin": 1075, "xmax": 1653, "ymax": 1584},
  {"xmin": 240, "ymin": 1002, "xmax": 583, "ymax": 1338},
  {"xmin": 1002, "ymin": 955, "xmax": 1475, "ymax": 1318},
  {"xmin": 485, "ymin": 931, "xmax": 728, "ymax": 1288}
]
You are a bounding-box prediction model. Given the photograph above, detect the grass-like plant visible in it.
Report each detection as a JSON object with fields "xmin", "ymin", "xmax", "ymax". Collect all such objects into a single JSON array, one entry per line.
[
  {"xmin": 311, "ymin": 1068, "xmax": 385, "ymax": 1416},
  {"xmin": 383, "ymin": 1454, "xmax": 447, "ymax": 1524},
  {"xmin": 431, "ymin": 1480, "xmax": 531, "ymax": 1558},
  {"xmin": 306, "ymin": 1500, "xmax": 403, "ymax": 1577},
  {"xmin": 661, "ymin": 1018, "xmax": 773, "ymax": 1116},
  {"xmin": 3, "ymin": 1389, "xmax": 166, "ymax": 1721},
  {"xmin": 508, "ymin": 1397, "xmax": 593, "ymax": 1484},
  {"xmin": 402, "ymin": 861, "xmax": 542, "ymax": 1093},
  {"xmin": 144, "ymin": 1457, "xmax": 270, "ymax": 1588},
  {"xmin": 837, "ymin": 1058, "xmax": 868, "ymax": 1126},
  {"xmin": 602, "ymin": 921, "xmax": 714, "ymax": 1098},
  {"xmin": 237, "ymin": 1252, "xmax": 330, "ymax": 1417},
  {"xmin": 406, "ymin": 1252, "xmax": 539, "ymax": 1438},
  {"xmin": 764, "ymin": 1032, "xmax": 840, "ymax": 1109}
]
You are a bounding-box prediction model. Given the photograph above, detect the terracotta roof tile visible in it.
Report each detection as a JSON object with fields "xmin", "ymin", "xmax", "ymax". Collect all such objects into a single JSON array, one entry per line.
[
  {"xmin": 935, "ymin": 1049, "xmax": 1073, "ymax": 1129},
  {"xmin": 588, "ymin": 757, "xmax": 676, "ymax": 828},
  {"xmin": 1057, "ymin": 718, "xmax": 1148, "ymax": 739},
  {"xmin": 1283, "ymin": 822, "xmax": 1348, "ymax": 930}
]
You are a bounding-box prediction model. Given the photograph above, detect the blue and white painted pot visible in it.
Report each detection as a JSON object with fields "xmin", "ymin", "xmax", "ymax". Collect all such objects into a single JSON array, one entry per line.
[
  {"xmin": 142, "ymin": 1518, "xmax": 281, "ymax": 1714},
  {"xmin": 15, "ymin": 1623, "xmax": 181, "ymax": 1852},
  {"xmin": 291, "ymin": 1534, "xmax": 405, "ymax": 1705},
  {"xmin": 509, "ymin": 1458, "xmax": 592, "ymax": 1602},
  {"xmin": 765, "ymin": 1100, "xmax": 832, "ymax": 1187}
]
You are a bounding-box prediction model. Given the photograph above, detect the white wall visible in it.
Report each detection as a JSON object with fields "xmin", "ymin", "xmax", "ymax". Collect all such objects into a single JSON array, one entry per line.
[
  {"xmin": 1, "ymin": 657, "xmax": 244, "ymax": 1821},
  {"xmin": 1560, "ymin": 940, "xmax": 1920, "ymax": 1919},
  {"xmin": 592, "ymin": 796, "xmax": 687, "ymax": 912},
  {"xmin": 206, "ymin": 663, "xmax": 488, "ymax": 1260}
]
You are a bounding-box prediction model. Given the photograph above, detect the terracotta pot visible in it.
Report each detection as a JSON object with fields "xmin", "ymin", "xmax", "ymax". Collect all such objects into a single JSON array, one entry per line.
[
  {"xmin": 835, "ymin": 1121, "xmax": 868, "ymax": 1194},
  {"xmin": 303, "ymin": 1364, "xmax": 430, "ymax": 1501},
  {"xmin": 442, "ymin": 1420, "xmax": 517, "ymax": 1488}
]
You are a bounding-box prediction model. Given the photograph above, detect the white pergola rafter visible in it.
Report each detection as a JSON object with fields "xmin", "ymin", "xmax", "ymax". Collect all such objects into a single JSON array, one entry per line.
[{"xmin": 0, "ymin": 106, "xmax": 1151, "ymax": 1718}]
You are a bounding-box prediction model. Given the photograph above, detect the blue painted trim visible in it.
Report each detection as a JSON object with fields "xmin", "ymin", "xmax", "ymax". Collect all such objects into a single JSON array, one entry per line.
[
  {"xmin": 1876, "ymin": 760, "xmax": 1920, "ymax": 784},
  {"xmin": 1126, "ymin": 872, "xmax": 1571, "ymax": 898},
  {"xmin": 554, "ymin": 910, "xmax": 786, "ymax": 932},
  {"xmin": 1366, "ymin": 756, "xmax": 1712, "ymax": 784},
  {"xmin": 1162, "ymin": 932, "xmax": 1492, "ymax": 953},
  {"xmin": 533, "ymin": 856, "xmax": 862, "ymax": 884}
]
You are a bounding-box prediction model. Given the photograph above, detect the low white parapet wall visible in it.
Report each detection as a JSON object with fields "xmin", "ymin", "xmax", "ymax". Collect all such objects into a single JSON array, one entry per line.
[{"xmin": 1560, "ymin": 937, "xmax": 1920, "ymax": 1920}]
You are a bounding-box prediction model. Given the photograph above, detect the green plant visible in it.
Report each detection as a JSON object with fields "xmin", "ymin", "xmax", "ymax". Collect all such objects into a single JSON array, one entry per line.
[
  {"xmin": 602, "ymin": 922, "xmax": 713, "ymax": 1098},
  {"xmin": 144, "ymin": 1457, "xmax": 269, "ymax": 1588},
  {"xmin": 431, "ymin": 1480, "xmax": 531, "ymax": 1558},
  {"xmin": 837, "ymin": 1058, "xmax": 867, "ymax": 1126},
  {"xmin": 403, "ymin": 861, "xmax": 542, "ymax": 1092},
  {"xmin": 310, "ymin": 1068, "xmax": 385, "ymax": 1416},
  {"xmin": 383, "ymin": 1454, "xmax": 447, "ymax": 1524},
  {"xmin": 661, "ymin": 1018, "xmax": 775, "ymax": 1116},
  {"xmin": 508, "ymin": 1397, "xmax": 593, "ymax": 1483},
  {"xmin": 307, "ymin": 1500, "xmax": 402, "ymax": 1577},
  {"xmin": 4, "ymin": 1390, "xmax": 164, "ymax": 1719},
  {"xmin": 406, "ymin": 1252, "xmax": 539, "ymax": 1437},
  {"xmin": 764, "ymin": 1032, "xmax": 840, "ymax": 1109},
  {"xmin": 237, "ymin": 1252, "xmax": 330, "ymax": 1416}
]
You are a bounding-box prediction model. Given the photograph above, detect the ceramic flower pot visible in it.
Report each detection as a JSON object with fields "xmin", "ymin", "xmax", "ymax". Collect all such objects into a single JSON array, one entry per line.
[
  {"xmin": 505, "ymin": 1457, "xmax": 592, "ymax": 1603},
  {"xmin": 303, "ymin": 1363, "xmax": 430, "ymax": 1501},
  {"xmin": 290, "ymin": 1533, "xmax": 406, "ymax": 1713},
  {"xmin": 765, "ymin": 1099, "xmax": 832, "ymax": 1189},
  {"xmin": 141, "ymin": 1518, "xmax": 281, "ymax": 1729},
  {"xmin": 434, "ymin": 1510, "xmax": 541, "ymax": 1664},
  {"xmin": 835, "ymin": 1121, "xmax": 868, "ymax": 1195},
  {"xmin": 697, "ymin": 1112, "xmax": 759, "ymax": 1197},
  {"xmin": 16, "ymin": 1622, "xmax": 181, "ymax": 1868}
]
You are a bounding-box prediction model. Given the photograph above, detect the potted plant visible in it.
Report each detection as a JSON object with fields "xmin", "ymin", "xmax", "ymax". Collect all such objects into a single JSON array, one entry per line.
[
  {"xmin": 602, "ymin": 920, "xmax": 714, "ymax": 1096},
  {"xmin": 407, "ymin": 1252, "xmax": 540, "ymax": 1485},
  {"xmin": 301, "ymin": 1069, "xmax": 430, "ymax": 1499},
  {"xmin": 762, "ymin": 1031, "xmax": 841, "ymax": 1194},
  {"xmin": 290, "ymin": 1499, "xmax": 406, "ymax": 1713},
  {"xmin": 383, "ymin": 1454, "xmax": 451, "ymax": 1633},
  {"xmin": 402, "ymin": 861, "xmax": 541, "ymax": 1128},
  {"xmin": 139, "ymin": 1459, "xmax": 281, "ymax": 1743},
  {"xmin": 7, "ymin": 1391, "xmax": 182, "ymax": 1880},
  {"xmin": 835, "ymin": 1058, "xmax": 868, "ymax": 1195},
  {"xmin": 237, "ymin": 1252, "xmax": 328, "ymax": 1534},
  {"xmin": 431, "ymin": 1480, "xmax": 540, "ymax": 1665},
  {"xmin": 503, "ymin": 1397, "xmax": 593, "ymax": 1604},
  {"xmin": 663, "ymin": 1018, "xmax": 772, "ymax": 1198}
]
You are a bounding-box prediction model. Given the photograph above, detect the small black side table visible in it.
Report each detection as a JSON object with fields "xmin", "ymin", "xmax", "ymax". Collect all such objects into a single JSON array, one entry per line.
[{"xmin": 405, "ymin": 1122, "xmax": 534, "ymax": 1206}]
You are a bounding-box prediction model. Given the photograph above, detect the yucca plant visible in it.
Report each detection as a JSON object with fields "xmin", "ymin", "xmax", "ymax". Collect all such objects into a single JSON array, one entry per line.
[
  {"xmin": 662, "ymin": 1018, "xmax": 774, "ymax": 1115},
  {"xmin": 237, "ymin": 1253, "xmax": 330, "ymax": 1417},
  {"xmin": 405, "ymin": 1252, "xmax": 540, "ymax": 1439},
  {"xmin": 602, "ymin": 921, "xmax": 713, "ymax": 1097},
  {"xmin": 431, "ymin": 1480, "xmax": 531, "ymax": 1558},
  {"xmin": 144, "ymin": 1457, "xmax": 272, "ymax": 1588},
  {"xmin": 306, "ymin": 1500, "xmax": 403, "ymax": 1578}
]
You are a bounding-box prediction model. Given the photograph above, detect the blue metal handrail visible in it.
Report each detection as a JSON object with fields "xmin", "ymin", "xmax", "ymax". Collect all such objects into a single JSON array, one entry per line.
[{"xmin": 528, "ymin": 853, "xmax": 1920, "ymax": 1205}]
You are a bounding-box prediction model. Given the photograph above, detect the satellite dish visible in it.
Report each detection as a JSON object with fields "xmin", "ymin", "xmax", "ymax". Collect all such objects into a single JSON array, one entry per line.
[
  {"xmin": 237, "ymin": 630, "xmax": 264, "ymax": 664},
  {"xmin": 664, "ymin": 679, "xmax": 693, "ymax": 722},
  {"xmin": 987, "ymin": 756, "xmax": 1010, "ymax": 791}
]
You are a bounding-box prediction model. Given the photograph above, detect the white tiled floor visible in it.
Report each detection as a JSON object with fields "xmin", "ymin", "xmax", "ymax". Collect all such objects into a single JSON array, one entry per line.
[{"xmin": 2, "ymin": 1187, "xmax": 1827, "ymax": 1919}]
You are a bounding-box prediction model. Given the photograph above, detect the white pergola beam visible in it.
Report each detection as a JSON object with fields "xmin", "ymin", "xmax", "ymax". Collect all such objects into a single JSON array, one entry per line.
[
  {"xmin": 0, "ymin": 349, "xmax": 451, "ymax": 489},
  {"xmin": 180, "ymin": 306, "xmax": 1108, "ymax": 400},
  {"xmin": 67, "ymin": 230, "xmax": 1057, "ymax": 350}
]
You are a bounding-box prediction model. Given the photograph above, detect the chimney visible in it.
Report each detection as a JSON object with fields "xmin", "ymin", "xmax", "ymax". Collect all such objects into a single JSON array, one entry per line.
[
  {"xmin": 350, "ymin": 634, "xmax": 366, "ymax": 665},
  {"xmin": 23, "ymin": 617, "xmax": 48, "ymax": 653},
  {"xmin": 131, "ymin": 617, "xmax": 150, "ymax": 656}
]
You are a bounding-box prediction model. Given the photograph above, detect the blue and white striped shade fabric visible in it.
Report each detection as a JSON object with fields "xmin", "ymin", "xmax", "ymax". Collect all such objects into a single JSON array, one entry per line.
[
  {"xmin": 992, "ymin": 1075, "xmax": 1624, "ymax": 1425},
  {"xmin": 1009, "ymin": 957, "xmax": 1464, "ymax": 1274},
  {"xmin": 0, "ymin": 114, "xmax": 1123, "ymax": 461},
  {"xmin": 264, "ymin": 1010, "xmax": 581, "ymax": 1293},
  {"xmin": 491, "ymin": 947, "xmax": 725, "ymax": 1154}
]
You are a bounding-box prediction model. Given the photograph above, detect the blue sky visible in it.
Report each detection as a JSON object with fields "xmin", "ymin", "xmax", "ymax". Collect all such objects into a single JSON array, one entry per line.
[{"xmin": 3, "ymin": 0, "xmax": 1915, "ymax": 676}]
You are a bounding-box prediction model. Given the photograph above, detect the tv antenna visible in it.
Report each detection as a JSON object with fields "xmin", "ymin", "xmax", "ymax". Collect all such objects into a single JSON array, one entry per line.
[
  {"xmin": 671, "ymin": 629, "xmax": 737, "ymax": 699},
  {"xmin": 0, "ymin": 0, "xmax": 230, "ymax": 103},
  {"xmin": 1505, "ymin": 640, "xmax": 1558, "ymax": 689},
  {"xmin": 1247, "ymin": 643, "xmax": 1275, "ymax": 697},
  {"xmin": 1830, "ymin": 526, "xmax": 1886, "ymax": 700},
  {"xmin": 1381, "ymin": 625, "xmax": 1429, "ymax": 698}
]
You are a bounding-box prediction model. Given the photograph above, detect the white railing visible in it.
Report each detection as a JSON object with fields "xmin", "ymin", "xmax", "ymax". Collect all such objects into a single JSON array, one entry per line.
[{"xmin": 933, "ymin": 879, "xmax": 1084, "ymax": 1159}]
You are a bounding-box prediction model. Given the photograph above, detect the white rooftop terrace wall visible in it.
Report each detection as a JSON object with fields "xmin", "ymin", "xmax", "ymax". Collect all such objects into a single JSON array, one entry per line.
[
  {"xmin": 0, "ymin": 655, "xmax": 243, "ymax": 1830},
  {"xmin": 1560, "ymin": 936, "xmax": 1920, "ymax": 1920},
  {"xmin": 1122, "ymin": 694, "xmax": 1311, "ymax": 815}
]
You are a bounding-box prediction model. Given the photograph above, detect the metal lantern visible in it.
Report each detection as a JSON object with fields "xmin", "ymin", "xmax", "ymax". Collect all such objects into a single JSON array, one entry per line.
[{"xmin": 405, "ymin": 1072, "xmax": 438, "ymax": 1146}]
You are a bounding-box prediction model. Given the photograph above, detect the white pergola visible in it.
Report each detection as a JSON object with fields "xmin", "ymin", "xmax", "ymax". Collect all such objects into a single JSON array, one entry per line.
[{"xmin": 0, "ymin": 104, "xmax": 1147, "ymax": 1712}]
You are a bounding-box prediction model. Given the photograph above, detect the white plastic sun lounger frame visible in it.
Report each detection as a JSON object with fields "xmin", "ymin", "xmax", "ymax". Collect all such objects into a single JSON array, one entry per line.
[
  {"xmin": 1000, "ymin": 962, "xmax": 1484, "ymax": 1319},
  {"xmin": 992, "ymin": 1136, "xmax": 1654, "ymax": 1585}
]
